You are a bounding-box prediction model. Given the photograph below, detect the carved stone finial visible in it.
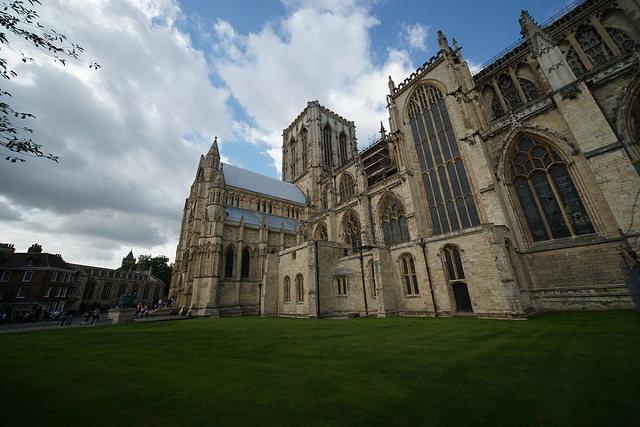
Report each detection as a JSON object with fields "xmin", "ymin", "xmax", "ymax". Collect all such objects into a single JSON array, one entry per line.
[
  {"xmin": 388, "ymin": 75, "xmax": 395, "ymax": 94},
  {"xmin": 380, "ymin": 122, "xmax": 386, "ymax": 140},
  {"xmin": 437, "ymin": 30, "xmax": 451, "ymax": 52},
  {"xmin": 452, "ymin": 38, "xmax": 459, "ymax": 51}
]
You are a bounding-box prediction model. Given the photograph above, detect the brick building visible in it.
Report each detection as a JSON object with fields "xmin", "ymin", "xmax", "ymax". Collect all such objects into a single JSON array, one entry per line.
[
  {"xmin": 0, "ymin": 245, "xmax": 165, "ymax": 320},
  {"xmin": 170, "ymin": 0, "xmax": 639, "ymax": 318}
]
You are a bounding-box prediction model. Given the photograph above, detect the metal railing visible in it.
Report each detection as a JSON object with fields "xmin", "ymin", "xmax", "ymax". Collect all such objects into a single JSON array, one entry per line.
[{"xmin": 0, "ymin": 315, "xmax": 111, "ymax": 334}]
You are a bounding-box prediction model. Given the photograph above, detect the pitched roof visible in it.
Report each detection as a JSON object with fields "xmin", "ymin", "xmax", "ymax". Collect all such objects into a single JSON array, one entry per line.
[
  {"xmin": 222, "ymin": 163, "xmax": 306, "ymax": 204},
  {"xmin": 225, "ymin": 207, "xmax": 299, "ymax": 231},
  {"xmin": 0, "ymin": 252, "xmax": 76, "ymax": 271}
]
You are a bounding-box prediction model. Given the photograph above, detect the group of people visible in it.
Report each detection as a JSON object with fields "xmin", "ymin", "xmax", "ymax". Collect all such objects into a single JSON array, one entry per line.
[
  {"xmin": 135, "ymin": 303, "xmax": 150, "ymax": 318},
  {"xmin": 82, "ymin": 308, "xmax": 101, "ymax": 326}
]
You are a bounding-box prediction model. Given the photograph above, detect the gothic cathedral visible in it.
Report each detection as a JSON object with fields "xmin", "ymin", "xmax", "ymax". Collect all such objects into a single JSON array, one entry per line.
[{"xmin": 170, "ymin": 0, "xmax": 639, "ymax": 319}]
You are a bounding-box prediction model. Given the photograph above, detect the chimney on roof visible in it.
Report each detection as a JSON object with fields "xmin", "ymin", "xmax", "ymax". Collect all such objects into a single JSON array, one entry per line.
[
  {"xmin": 28, "ymin": 243, "xmax": 43, "ymax": 253},
  {"xmin": 0, "ymin": 243, "xmax": 15, "ymax": 253}
]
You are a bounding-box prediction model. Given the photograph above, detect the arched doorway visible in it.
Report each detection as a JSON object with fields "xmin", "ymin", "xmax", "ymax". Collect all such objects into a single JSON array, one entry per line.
[{"xmin": 452, "ymin": 282, "xmax": 473, "ymax": 313}]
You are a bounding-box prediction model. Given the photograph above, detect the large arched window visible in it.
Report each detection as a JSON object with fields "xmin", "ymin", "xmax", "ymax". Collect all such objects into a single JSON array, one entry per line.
[
  {"xmin": 408, "ymin": 84, "xmax": 480, "ymax": 235},
  {"xmin": 380, "ymin": 195, "xmax": 410, "ymax": 245},
  {"xmin": 241, "ymin": 248, "xmax": 251, "ymax": 279},
  {"xmin": 301, "ymin": 128, "xmax": 308, "ymax": 170},
  {"xmin": 509, "ymin": 137, "xmax": 595, "ymax": 242},
  {"xmin": 295, "ymin": 274, "xmax": 304, "ymax": 302},
  {"xmin": 566, "ymin": 48, "xmax": 587, "ymax": 77},
  {"xmin": 339, "ymin": 133, "xmax": 348, "ymax": 165},
  {"xmin": 400, "ymin": 254, "xmax": 419, "ymax": 295},
  {"xmin": 344, "ymin": 211, "xmax": 362, "ymax": 253},
  {"xmin": 607, "ymin": 28, "xmax": 636, "ymax": 52},
  {"xmin": 315, "ymin": 223, "xmax": 328, "ymax": 241},
  {"xmin": 224, "ymin": 247, "xmax": 234, "ymax": 278},
  {"xmin": 339, "ymin": 173, "xmax": 355, "ymax": 202},
  {"xmin": 283, "ymin": 276, "xmax": 291, "ymax": 303},
  {"xmin": 322, "ymin": 125, "xmax": 334, "ymax": 168}
]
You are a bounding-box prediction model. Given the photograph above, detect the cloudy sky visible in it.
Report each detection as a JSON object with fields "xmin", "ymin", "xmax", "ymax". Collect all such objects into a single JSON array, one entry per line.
[{"xmin": 0, "ymin": 0, "xmax": 570, "ymax": 267}]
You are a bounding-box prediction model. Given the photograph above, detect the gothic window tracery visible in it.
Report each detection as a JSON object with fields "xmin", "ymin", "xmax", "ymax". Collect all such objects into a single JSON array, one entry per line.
[
  {"xmin": 509, "ymin": 137, "xmax": 595, "ymax": 242},
  {"xmin": 606, "ymin": 27, "xmax": 636, "ymax": 52},
  {"xmin": 566, "ymin": 48, "xmax": 587, "ymax": 77},
  {"xmin": 322, "ymin": 125, "xmax": 334, "ymax": 168},
  {"xmin": 339, "ymin": 173, "xmax": 356, "ymax": 202},
  {"xmin": 442, "ymin": 246, "xmax": 465, "ymax": 281},
  {"xmin": 492, "ymin": 95, "xmax": 504, "ymax": 119},
  {"xmin": 576, "ymin": 27, "xmax": 611, "ymax": 66},
  {"xmin": 315, "ymin": 223, "xmax": 328, "ymax": 241},
  {"xmin": 339, "ymin": 133, "xmax": 348, "ymax": 165},
  {"xmin": 343, "ymin": 211, "xmax": 362, "ymax": 253},
  {"xmin": 289, "ymin": 138, "xmax": 297, "ymax": 178},
  {"xmin": 400, "ymin": 254, "xmax": 419, "ymax": 295},
  {"xmin": 519, "ymin": 78, "xmax": 539, "ymax": 101},
  {"xmin": 380, "ymin": 196, "xmax": 410, "ymax": 246},
  {"xmin": 408, "ymin": 84, "xmax": 480, "ymax": 235},
  {"xmin": 498, "ymin": 75, "xmax": 522, "ymax": 109}
]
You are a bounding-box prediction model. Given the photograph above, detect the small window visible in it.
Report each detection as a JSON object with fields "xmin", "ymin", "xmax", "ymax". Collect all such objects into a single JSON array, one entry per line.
[
  {"xmin": 284, "ymin": 276, "xmax": 291, "ymax": 303},
  {"xmin": 1, "ymin": 271, "xmax": 10, "ymax": 282},
  {"xmin": 60, "ymin": 272, "xmax": 66, "ymax": 282},
  {"xmin": 23, "ymin": 271, "xmax": 33, "ymax": 282},
  {"xmin": 295, "ymin": 274, "xmax": 304, "ymax": 302},
  {"xmin": 400, "ymin": 254, "xmax": 419, "ymax": 295},
  {"xmin": 51, "ymin": 271, "xmax": 58, "ymax": 282},
  {"xmin": 0, "ymin": 289, "xmax": 4, "ymax": 299},
  {"xmin": 337, "ymin": 278, "xmax": 347, "ymax": 295},
  {"xmin": 44, "ymin": 287, "xmax": 52, "ymax": 298},
  {"xmin": 55, "ymin": 287, "xmax": 62, "ymax": 297},
  {"xmin": 61, "ymin": 288, "xmax": 68, "ymax": 298},
  {"xmin": 26, "ymin": 258, "xmax": 35, "ymax": 266},
  {"xmin": 17, "ymin": 288, "xmax": 27, "ymax": 298}
]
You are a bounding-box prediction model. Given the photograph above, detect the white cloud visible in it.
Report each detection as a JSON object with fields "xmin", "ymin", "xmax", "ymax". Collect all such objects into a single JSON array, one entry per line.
[
  {"xmin": 403, "ymin": 23, "xmax": 429, "ymax": 51},
  {"xmin": 0, "ymin": 0, "xmax": 233, "ymax": 266}
]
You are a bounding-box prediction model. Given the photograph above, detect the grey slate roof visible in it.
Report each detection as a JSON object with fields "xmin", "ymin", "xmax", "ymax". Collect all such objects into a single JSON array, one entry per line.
[
  {"xmin": 225, "ymin": 207, "xmax": 299, "ymax": 231},
  {"xmin": 223, "ymin": 163, "xmax": 306, "ymax": 204}
]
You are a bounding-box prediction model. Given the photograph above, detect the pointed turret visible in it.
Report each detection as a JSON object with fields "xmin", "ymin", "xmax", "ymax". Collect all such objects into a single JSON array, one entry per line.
[
  {"xmin": 519, "ymin": 10, "xmax": 577, "ymax": 91},
  {"xmin": 206, "ymin": 137, "xmax": 220, "ymax": 170},
  {"xmin": 213, "ymin": 163, "xmax": 227, "ymax": 190}
]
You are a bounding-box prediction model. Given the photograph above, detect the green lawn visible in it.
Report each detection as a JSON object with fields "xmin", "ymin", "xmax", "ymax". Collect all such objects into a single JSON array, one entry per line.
[{"xmin": 1, "ymin": 311, "xmax": 639, "ymax": 426}]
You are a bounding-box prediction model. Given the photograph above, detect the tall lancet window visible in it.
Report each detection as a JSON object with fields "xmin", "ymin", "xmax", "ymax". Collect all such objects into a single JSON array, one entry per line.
[
  {"xmin": 289, "ymin": 138, "xmax": 297, "ymax": 179},
  {"xmin": 509, "ymin": 137, "xmax": 594, "ymax": 241},
  {"xmin": 339, "ymin": 133, "xmax": 348, "ymax": 165},
  {"xmin": 301, "ymin": 128, "xmax": 308, "ymax": 170},
  {"xmin": 322, "ymin": 125, "xmax": 334, "ymax": 168},
  {"xmin": 408, "ymin": 84, "xmax": 480, "ymax": 235}
]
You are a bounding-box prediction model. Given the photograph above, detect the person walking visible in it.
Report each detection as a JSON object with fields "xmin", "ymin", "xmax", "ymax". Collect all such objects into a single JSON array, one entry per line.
[{"xmin": 91, "ymin": 308, "xmax": 100, "ymax": 326}]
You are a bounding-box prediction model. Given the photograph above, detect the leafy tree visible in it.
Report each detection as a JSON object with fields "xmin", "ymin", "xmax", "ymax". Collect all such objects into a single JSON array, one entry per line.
[{"xmin": 1, "ymin": 0, "xmax": 99, "ymax": 163}]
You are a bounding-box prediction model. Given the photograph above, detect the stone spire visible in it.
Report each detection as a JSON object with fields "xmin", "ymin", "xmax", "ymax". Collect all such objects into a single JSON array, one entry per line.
[
  {"xmin": 213, "ymin": 163, "xmax": 226, "ymax": 190},
  {"xmin": 519, "ymin": 10, "xmax": 555, "ymax": 59},
  {"xmin": 206, "ymin": 137, "xmax": 220, "ymax": 170},
  {"xmin": 519, "ymin": 9, "xmax": 577, "ymax": 91},
  {"xmin": 437, "ymin": 31, "xmax": 452, "ymax": 54}
]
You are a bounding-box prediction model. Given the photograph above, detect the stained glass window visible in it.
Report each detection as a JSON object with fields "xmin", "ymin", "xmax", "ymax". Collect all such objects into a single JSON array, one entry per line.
[
  {"xmin": 499, "ymin": 75, "xmax": 522, "ymax": 109},
  {"xmin": 577, "ymin": 27, "xmax": 610, "ymax": 66},
  {"xmin": 339, "ymin": 173, "xmax": 356, "ymax": 202},
  {"xmin": 339, "ymin": 133, "xmax": 348, "ymax": 166},
  {"xmin": 566, "ymin": 48, "xmax": 587, "ymax": 77},
  {"xmin": 509, "ymin": 137, "xmax": 595, "ymax": 241},
  {"xmin": 241, "ymin": 248, "xmax": 250, "ymax": 278},
  {"xmin": 519, "ymin": 79, "xmax": 539, "ymax": 101},
  {"xmin": 381, "ymin": 196, "xmax": 410, "ymax": 245},
  {"xmin": 606, "ymin": 28, "xmax": 635, "ymax": 52},
  {"xmin": 225, "ymin": 247, "xmax": 234, "ymax": 278},
  {"xmin": 408, "ymin": 84, "xmax": 480, "ymax": 235},
  {"xmin": 344, "ymin": 211, "xmax": 362, "ymax": 253}
]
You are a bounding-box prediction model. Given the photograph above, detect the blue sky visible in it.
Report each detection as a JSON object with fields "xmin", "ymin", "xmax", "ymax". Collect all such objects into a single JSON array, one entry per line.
[{"xmin": 0, "ymin": 0, "xmax": 573, "ymax": 267}]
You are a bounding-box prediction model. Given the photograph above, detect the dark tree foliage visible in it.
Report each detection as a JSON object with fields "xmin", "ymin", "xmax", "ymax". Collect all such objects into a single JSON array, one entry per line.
[{"xmin": 0, "ymin": 0, "xmax": 99, "ymax": 163}]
